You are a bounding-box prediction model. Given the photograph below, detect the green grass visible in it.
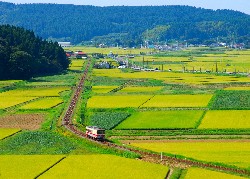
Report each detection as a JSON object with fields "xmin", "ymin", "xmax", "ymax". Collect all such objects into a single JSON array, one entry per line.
[
  {"xmin": 0, "ymin": 155, "xmax": 65, "ymax": 178},
  {"xmin": 141, "ymin": 94, "xmax": 213, "ymax": 108},
  {"xmin": 116, "ymin": 110, "xmax": 204, "ymax": 129},
  {"xmin": 39, "ymin": 154, "xmax": 169, "ymax": 179},
  {"xmin": 0, "ymin": 128, "xmax": 21, "ymax": 139},
  {"xmin": 130, "ymin": 141, "xmax": 250, "ymax": 169},
  {"xmin": 199, "ymin": 110, "xmax": 250, "ymax": 129},
  {"xmin": 90, "ymin": 112, "xmax": 130, "ymax": 129},
  {"xmin": 211, "ymin": 91, "xmax": 250, "ymax": 109},
  {"xmin": 184, "ymin": 168, "xmax": 247, "ymax": 179},
  {"xmin": 87, "ymin": 95, "xmax": 152, "ymax": 108}
]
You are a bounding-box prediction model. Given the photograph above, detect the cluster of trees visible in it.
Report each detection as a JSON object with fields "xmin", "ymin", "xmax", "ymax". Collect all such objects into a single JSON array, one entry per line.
[
  {"xmin": 0, "ymin": 2, "xmax": 249, "ymax": 46},
  {"xmin": 0, "ymin": 25, "xmax": 69, "ymax": 79}
]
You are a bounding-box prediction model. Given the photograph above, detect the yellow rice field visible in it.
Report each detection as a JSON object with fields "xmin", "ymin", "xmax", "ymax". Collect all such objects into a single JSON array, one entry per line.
[
  {"xmin": 93, "ymin": 69, "xmax": 250, "ymax": 84},
  {"xmin": 92, "ymin": 86, "xmax": 119, "ymax": 93},
  {"xmin": 199, "ymin": 110, "xmax": 250, "ymax": 129},
  {"xmin": 19, "ymin": 97, "xmax": 63, "ymax": 109},
  {"xmin": 0, "ymin": 128, "xmax": 21, "ymax": 139},
  {"xmin": 39, "ymin": 155, "xmax": 169, "ymax": 179},
  {"xmin": 141, "ymin": 94, "xmax": 213, "ymax": 108},
  {"xmin": 87, "ymin": 95, "xmax": 152, "ymax": 108},
  {"xmin": 119, "ymin": 86, "xmax": 163, "ymax": 93},
  {"xmin": 0, "ymin": 87, "xmax": 70, "ymax": 97},
  {"xmin": 0, "ymin": 97, "xmax": 38, "ymax": 109},
  {"xmin": 0, "ymin": 155, "xmax": 64, "ymax": 178},
  {"xmin": 130, "ymin": 140, "xmax": 250, "ymax": 169},
  {"xmin": 224, "ymin": 87, "xmax": 250, "ymax": 91},
  {"xmin": 184, "ymin": 168, "xmax": 247, "ymax": 179}
]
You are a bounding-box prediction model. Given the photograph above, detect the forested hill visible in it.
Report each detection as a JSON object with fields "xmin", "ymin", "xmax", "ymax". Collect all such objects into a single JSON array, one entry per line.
[
  {"xmin": 0, "ymin": 2, "xmax": 250, "ymax": 46},
  {"xmin": 0, "ymin": 25, "xmax": 69, "ymax": 79}
]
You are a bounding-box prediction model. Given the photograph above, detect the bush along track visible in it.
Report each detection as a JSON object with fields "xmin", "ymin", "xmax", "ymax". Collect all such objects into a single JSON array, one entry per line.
[{"xmin": 61, "ymin": 59, "xmax": 250, "ymax": 177}]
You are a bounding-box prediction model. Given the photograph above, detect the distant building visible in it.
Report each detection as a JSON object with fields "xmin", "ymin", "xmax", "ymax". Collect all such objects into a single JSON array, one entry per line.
[{"xmin": 58, "ymin": 42, "xmax": 72, "ymax": 47}]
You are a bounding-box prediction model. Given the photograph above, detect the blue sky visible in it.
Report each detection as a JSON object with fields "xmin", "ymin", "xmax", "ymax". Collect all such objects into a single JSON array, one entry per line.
[{"xmin": 3, "ymin": 0, "xmax": 250, "ymax": 14}]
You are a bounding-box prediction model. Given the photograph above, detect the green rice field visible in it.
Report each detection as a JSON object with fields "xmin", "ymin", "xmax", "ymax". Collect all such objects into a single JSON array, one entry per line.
[{"xmin": 116, "ymin": 110, "xmax": 204, "ymax": 129}]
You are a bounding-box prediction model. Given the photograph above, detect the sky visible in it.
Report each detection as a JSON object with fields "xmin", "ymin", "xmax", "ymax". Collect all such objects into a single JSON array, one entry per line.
[{"xmin": 2, "ymin": 0, "xmax": 250, "ymax": 15}]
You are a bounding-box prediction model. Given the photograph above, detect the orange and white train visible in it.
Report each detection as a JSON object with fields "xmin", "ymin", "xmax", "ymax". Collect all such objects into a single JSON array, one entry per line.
[{"xmin": 86, "ymin": 126, "xmax": 105, "ymax": 141}]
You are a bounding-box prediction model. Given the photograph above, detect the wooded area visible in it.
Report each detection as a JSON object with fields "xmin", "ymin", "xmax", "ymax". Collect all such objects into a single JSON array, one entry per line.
[
  {"xmin": 0, "ymin": 2, "xmax": 249, "ymax": 46},
  {"xmin": 0, "ymin": 25, "xmax": 69, "ymax": 79}
]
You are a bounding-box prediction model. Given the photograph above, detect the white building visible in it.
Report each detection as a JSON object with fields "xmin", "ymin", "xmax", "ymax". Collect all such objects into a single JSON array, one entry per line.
[{"xmin": 58, "ymin": 42, "xmax": 72, "ymax": 47}]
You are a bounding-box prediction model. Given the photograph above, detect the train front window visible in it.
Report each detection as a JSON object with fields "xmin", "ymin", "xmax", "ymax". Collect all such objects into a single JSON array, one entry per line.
[{"xmin": 97, "ymin": 130, "xmax": 105, "ymax": 134}]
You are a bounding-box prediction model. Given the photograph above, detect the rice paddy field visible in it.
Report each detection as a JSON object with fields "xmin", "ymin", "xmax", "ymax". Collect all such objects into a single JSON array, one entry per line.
[
  {"xmin": 0, "ymin": 155, "xmax": 64, "ymax": 178},
  {"xmin": 0, "ymin": 96, "xmax": 38, "ymax": 109},
  {"xmin": 87, "ymin": 95, "xmax": 152, "ymax": 108},
  {"xmin": 92, "ymin": 86, "xmax": 119, "ymax": 93},
  {"xmin": 93, "ymin": 68, "xmax": 250, "ymax": 85},
  {"xmin": 141, "ymin": 94, "xmax": 212, "ymax": 108},
  {"xmin": 0, "ymin": 87, "xmax": 70, "ymax": 97},
  {"xmin": 129, "ymin": 140, "xmax": 250, "ymax": 169},
  {"xmin": 116, "ymin": 110, "xmax": 204, "ymax": 129},
  {"xmin": 184, "ymin": 168, "xmax": 247, "ymax": 179},
  {"xmin": 39, "ymin": 155, "xmax": 169, "ymax": 179},
  {"xmin": 0, "ymin": 47, "xmax": 250, "ymax": 178},
  {"xmin": 69, "ymin": 59, "xmax": 85, "ymax": 71},
  {"xmin": 19, "ymin": 97, "xmax": 63, "ymax": 109},
  {"xmin": 119, "ymin": 86, "xmax": 163, "ymax": 93},
  {"xmin": 0, "ymin": 128, "xmax": 21, "ymax": 139},
  {"xmin": 199, "ymin": 110, "xmax": 250, "ymax": 129},
  {"xmin": 0, "ymin": 80, "xmax": 22, "ymax": 88}
]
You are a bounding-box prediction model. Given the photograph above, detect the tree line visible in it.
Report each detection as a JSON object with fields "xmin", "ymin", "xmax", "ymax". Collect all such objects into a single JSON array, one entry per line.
[
  {"xmin": 0, "ymin": 2, "xmax": 249, "ymax": 46},
  {"xmin": 0, "ymin": 25, "xmax": 69, "ymax": 80}
]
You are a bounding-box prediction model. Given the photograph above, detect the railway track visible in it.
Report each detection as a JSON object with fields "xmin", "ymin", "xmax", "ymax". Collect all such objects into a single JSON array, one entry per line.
[{"xmin": 62, "ymin": 59, "xmax": 250, "ymax": 177}]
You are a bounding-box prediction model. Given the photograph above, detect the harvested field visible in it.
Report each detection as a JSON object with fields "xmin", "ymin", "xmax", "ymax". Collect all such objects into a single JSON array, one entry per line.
[{"xmin": 0, "ymin": 114, "xmax": 44, "ymax": 130}]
